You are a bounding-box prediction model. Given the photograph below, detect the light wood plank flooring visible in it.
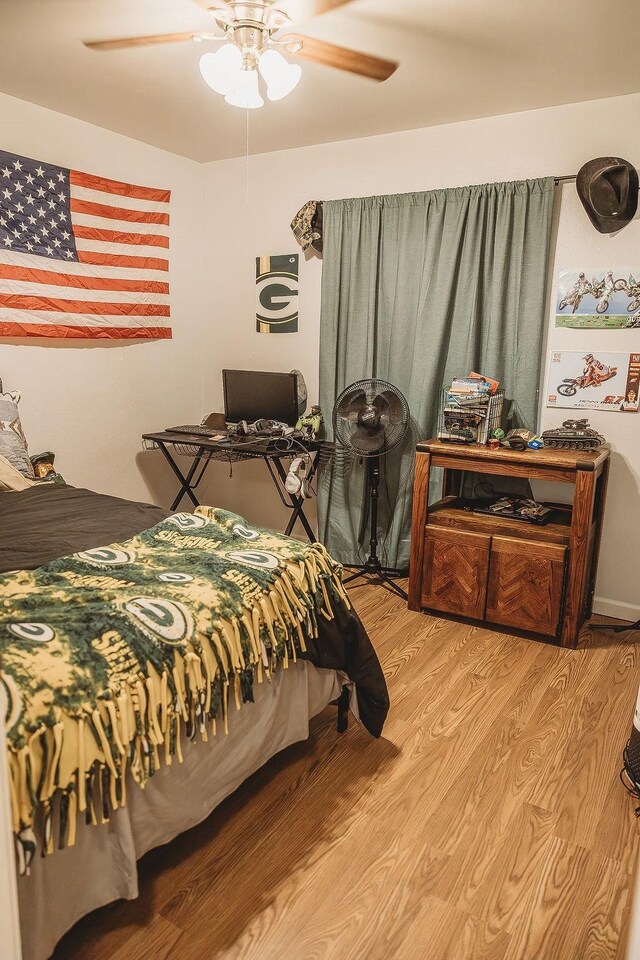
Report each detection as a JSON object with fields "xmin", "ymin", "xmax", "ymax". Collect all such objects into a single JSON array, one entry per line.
[{"xmin": 54, "ymin": 583, "xmax": 640, "ymax": 960}]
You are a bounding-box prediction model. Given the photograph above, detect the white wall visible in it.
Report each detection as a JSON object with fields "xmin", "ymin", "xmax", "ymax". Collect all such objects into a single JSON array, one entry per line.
[
  {"xmin": 541, "ymin": 183, "xmax": 640, "ymax": 621},
  {"xmin": 201, "ymin": 93, "xmax": 640, "ymax": 619},
  {"xmin": 0, "ymin": 92, "xmax": 204, "ymax": 505}
]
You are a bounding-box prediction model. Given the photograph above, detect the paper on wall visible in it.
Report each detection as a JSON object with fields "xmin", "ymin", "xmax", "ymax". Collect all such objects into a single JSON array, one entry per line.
[{"xmin": 546, "ymin": 351, "xmax": 640, "ymax": 412}]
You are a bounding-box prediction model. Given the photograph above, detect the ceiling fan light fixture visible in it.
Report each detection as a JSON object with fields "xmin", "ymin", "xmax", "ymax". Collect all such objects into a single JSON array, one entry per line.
[
  {"xmin": 224, "ymin": 66, "xmax": 264, "ymax": 109},
  {"xmin": 199, "ymin": 44, "xmax": 243, "ymax": 96},
  {"xmin": 258, "ymin": 48, "xmax": 302, "ymax": 101}
]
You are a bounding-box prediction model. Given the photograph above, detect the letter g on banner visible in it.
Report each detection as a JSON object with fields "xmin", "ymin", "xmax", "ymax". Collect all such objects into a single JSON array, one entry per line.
[{"xmin": 256, "ymin": 254, "xmax": 299, "ymax": 334}]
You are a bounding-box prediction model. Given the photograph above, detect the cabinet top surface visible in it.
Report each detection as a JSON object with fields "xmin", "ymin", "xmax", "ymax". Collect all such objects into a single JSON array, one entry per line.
[{"xmin": 417, "ymin": 439, "xmax": 609, "ymax": 471}]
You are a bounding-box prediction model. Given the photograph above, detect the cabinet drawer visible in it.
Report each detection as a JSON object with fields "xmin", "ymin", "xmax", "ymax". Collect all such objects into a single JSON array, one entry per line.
[
  {"xmin": 486, "ymin": 537, "xmax": 566, "ymax": 637},
  {"xmin": 421, "ymin": 527, "xmax": 490, "ymax": 619}
]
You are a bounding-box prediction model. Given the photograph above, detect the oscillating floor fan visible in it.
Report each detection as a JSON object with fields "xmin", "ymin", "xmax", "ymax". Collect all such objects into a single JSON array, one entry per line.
[{"xmin": 333, "ymin": 378, "xmax": 409, "ymax": 600}]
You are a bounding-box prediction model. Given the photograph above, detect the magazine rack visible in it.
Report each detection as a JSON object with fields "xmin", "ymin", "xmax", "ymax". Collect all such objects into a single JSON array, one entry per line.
[{"xmin": 437, "ymin": 388, "xmax": 504, "ymax": 445}]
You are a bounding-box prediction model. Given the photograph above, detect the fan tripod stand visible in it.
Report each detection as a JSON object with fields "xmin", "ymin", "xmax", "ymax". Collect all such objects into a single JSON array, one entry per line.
[
  {"xmin": 342, "ymin": 455, "xmax": 408, "ymax": 601},
  {"xmin": 596, "ymin": 618, "xmax": 640, "ymax": 634}
]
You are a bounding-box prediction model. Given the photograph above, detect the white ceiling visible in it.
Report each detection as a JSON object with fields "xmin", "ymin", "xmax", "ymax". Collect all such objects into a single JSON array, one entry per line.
[{"xmin": 1, "ymin": 0, "xmax": 639, "ymax": 163}]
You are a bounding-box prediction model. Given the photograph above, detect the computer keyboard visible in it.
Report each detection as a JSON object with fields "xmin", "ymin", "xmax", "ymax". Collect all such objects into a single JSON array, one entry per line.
[{"xmin": 166, "ymin": 425, "xmax": 225, "ymax": 437}]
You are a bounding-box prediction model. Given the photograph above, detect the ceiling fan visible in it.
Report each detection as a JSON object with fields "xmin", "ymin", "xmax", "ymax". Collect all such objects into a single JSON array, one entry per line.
[{"xmin": 83, "ymin": 0, "xmax": 399, "ymax": 109}]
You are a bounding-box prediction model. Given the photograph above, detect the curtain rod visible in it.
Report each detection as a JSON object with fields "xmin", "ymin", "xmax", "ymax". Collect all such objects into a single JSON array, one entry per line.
[
  {"xmin": 554, "ymin": 169, "xmax": 640, "ymax": 185},
  {"xmin": 302, "ymin": 170, "xmax": 636, "ymax": 209}
]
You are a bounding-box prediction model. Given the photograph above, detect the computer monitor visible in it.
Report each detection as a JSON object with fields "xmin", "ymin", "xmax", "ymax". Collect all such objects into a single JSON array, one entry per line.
[{"xmin": 223, "ymin": 369, "xmax": 299, "ymax": 426}]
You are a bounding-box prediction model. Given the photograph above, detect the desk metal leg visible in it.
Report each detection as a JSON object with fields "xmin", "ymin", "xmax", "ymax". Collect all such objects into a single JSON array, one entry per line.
[
  {"xmin": 291, "ymin": 452, "xmax": 320, "ymax": 539},
  {"xmin": 267, "ymin": 455, "xmax": 318, "ymax": 541},
  {"xmin": 278, "ymin": 457, "xmax": 317, "ymax": 540},
  {"xmin": 157, "ymin": 443, "xmax": 208, "ymax": 511},
  {"xmin": 154, "ymin": 440, "xmax": 319, "ymax": 536}
]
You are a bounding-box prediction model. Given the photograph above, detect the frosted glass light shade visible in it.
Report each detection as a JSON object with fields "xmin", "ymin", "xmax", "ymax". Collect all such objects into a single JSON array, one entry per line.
[
  {"xmin": 224, "ymin": 68, "xmax": 264, "ymax": 109},
  {"xmin": 258, "ymin": 49, "xmax": 302, "ymax": 101},
  {"xmin": 199, "ymin": 45, "xmax": 243, "ymax": 96}
]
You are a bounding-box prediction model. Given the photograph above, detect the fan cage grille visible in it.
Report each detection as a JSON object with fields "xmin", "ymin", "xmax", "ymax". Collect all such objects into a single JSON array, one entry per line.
[{"xmin": 333, "ymin": 379, "xmax": 409, "ymax": 457}]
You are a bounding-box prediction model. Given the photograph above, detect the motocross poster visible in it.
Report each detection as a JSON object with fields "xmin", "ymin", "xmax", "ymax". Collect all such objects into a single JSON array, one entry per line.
[
  {"xmin": 547, "ymin": 351, "xmax": 640, "ymax": 412},
  {"xmin": 555, "ymin": 268, "xmax": 640, "ymax": 329}
]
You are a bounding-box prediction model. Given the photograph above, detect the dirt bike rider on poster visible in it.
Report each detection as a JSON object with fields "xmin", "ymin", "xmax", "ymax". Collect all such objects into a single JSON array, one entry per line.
[
  {"xmin": 581, "ymin": 353, "xmax": 613, "ymax": 388},
  {"xmin": 574, "ymin": 273, "xmax": 591, "ymax": 295},
  {"xmin": 567, "ymin": 273, "xmax": 591, "ymax": 312},
  {"xmin": 601, "ymin": 270, "xmax": 615, "ymax": 304}
]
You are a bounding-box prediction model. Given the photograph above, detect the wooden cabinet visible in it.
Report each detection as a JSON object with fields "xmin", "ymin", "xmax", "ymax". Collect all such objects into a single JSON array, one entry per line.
[
  {"xmin": 421, "ymin": 528, "xmax": 490, "ymax": 619},
  {"xmin": 485, "ymin": 537, "xmax": 566, "ymax": 637},
  {"xmin": 408, "ymin": 440, "xmax": 610, "ymax": 648}
]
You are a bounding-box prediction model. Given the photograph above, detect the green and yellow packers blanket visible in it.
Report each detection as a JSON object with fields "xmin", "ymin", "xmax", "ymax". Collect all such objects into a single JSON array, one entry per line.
[{"xmin": 0, "ymin": 507, "xmax": 352, "ymax": 874}]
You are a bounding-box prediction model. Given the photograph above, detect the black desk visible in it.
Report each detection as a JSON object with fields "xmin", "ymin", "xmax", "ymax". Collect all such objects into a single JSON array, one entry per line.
[{"xmin": 142, "ymin": 430, "xmax": 321, "ymax": 541}]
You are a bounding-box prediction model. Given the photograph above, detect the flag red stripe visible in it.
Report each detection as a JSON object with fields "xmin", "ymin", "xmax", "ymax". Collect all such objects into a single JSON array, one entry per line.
[
  {"xmin": 70, "ymin": 170, "xmax": 170, "ymax": 203},
  {"xmin": 77, "ymin": 250, "xmax": 169, "ymax": 272},
  {"xmin": 0, "ymin": 263, "xmax": 169, "ymax": 294},
  {"xmin": 70, "ymin": 198, "xmax": 170, "ymax": 225},
  {"xmin": 0, "ymin": 294, "xmax": 170, "ymax": 316},
  {"xmin": 0, "ymin": 322, "xmax": 171, "ymax": 340},
  {"xmin": 73, "ymin": 225, "xmax": 170, "ymax": 248}
]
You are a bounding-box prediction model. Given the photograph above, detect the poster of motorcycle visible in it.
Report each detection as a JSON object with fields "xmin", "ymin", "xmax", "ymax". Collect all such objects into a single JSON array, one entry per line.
[
  {"xmin": 555, "ymin": 268, "xmax": 640, "ymax": 328},
  {"xmin": 547, "ymin": 351, "xmax": 640, "ymax": 412}
]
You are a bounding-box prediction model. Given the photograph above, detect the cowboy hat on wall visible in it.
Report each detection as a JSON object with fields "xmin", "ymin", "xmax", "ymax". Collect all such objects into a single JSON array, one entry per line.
[{"xmin": 577, "ymin": 157, "xmax": 639, "ymax": 234}]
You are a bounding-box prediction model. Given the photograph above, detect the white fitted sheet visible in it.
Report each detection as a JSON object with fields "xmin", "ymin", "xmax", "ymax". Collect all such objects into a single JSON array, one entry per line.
[{"xmin": 17, "ymin": 662, "xmax": 344, "ymax": 960}]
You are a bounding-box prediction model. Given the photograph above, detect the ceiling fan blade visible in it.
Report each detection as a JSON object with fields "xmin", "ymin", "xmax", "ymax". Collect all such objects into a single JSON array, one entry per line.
[
  {"xmin": 285, "ymin": 34, "xmax": 398, "ymax": 81},
  {"xmin": 83, "ymin": 32, "xmax": 218, "ymax": 51},
  {"xmin": 269, "ymin": 0, "xmax": 356, "ymax": 23}
]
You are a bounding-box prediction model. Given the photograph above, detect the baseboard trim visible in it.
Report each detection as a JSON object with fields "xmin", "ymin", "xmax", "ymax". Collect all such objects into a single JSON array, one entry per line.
[{"xmin": 593, "ymin": 596, "xmax": 640, "ymax": 622}]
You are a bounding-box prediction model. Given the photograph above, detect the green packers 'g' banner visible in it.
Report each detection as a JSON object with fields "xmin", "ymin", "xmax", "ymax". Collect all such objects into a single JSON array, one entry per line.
[
  {"xmin": 0, "ymin": 508, "xmax": 348, "ymax": 874},
  {"xmin": 256, "ymin": 253, "xmax": 299, "ymax": 333}
]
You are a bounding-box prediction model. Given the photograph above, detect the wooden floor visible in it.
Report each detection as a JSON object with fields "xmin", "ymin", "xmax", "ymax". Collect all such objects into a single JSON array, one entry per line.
[{"xmin": 54, "ymin": 583, "xmax": 640, "ymax": 960}]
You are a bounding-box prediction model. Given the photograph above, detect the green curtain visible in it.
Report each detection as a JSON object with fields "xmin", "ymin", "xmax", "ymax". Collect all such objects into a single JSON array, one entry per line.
[{"xmin": 317, "ymin": 178, "xmax": 555, "ymax": 570}]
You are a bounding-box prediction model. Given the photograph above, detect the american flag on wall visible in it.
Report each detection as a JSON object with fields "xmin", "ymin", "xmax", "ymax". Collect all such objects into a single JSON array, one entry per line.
[{"xmin": 0, "ymin": 149, "xmax": 171, "ymax": 340}]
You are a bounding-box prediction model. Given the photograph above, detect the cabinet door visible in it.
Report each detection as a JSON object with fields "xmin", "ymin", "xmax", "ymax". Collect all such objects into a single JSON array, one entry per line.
[
  {"xmin": 486, "ymin": 537, "xmax": 566, "ymax": 637},
  {"xmin": 421, "ymin": 527, "xmax": 490, "ymax": 619}
]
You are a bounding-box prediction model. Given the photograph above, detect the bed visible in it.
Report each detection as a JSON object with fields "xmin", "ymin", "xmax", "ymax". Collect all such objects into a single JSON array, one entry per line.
[{"xmin": 0, "ymin": 484, "xmax": 389, "ymax": 960}]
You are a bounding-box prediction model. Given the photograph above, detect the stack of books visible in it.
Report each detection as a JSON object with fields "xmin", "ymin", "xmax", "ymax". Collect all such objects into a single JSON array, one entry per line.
[
  {"xmin": 449, "ymin": 376, "xmax": 492, "ymax": 398},
  {"xmin": 439, "ymin": 372, "xmax": 501, "ymax": 443}
]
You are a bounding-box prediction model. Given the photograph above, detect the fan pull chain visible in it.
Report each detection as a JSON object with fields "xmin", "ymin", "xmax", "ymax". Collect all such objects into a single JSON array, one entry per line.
[{"xmin": 245, "ymin": 107, "xmax": 250, "ymax": 209}]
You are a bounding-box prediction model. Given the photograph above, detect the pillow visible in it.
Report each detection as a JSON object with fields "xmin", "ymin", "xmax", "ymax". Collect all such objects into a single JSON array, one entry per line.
[
  {"xmin": 0, "ymin": 452, "xmax": 36, "ymax": 491},
  {"xmin": 0, "ymin": 391, "xmax": 34, "ymax": 478}
]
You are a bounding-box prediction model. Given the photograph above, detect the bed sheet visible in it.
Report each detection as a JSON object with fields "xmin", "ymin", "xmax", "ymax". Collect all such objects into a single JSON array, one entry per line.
[{"xmin": 17, "ymin": 661, "xmax": 345, "ymax": 960}]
